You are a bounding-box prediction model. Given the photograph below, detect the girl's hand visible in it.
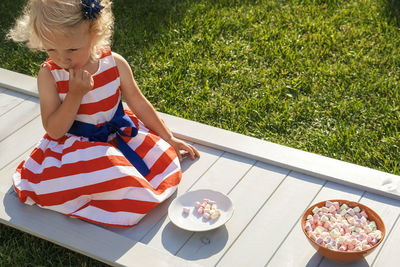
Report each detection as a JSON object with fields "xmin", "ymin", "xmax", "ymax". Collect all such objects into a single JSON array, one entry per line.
[
  {"xmin": 68, "ymin": 69, "xmax": 94, "ymax": 97},
  {"xmin": 168, "ymin": 137, "xmax": 200, "ymax": 162}
]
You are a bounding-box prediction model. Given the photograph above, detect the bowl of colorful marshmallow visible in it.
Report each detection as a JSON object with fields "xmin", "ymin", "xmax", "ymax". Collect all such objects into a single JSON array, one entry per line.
[{"xmin": 301, "ymin": 200, "xmax": 385, "ymax": 263}]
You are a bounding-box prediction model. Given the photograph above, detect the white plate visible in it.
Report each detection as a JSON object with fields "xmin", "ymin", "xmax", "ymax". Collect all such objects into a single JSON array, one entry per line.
[{"xmin": 168, "ymin": 189, "xmax": 234, "ymax": 232}]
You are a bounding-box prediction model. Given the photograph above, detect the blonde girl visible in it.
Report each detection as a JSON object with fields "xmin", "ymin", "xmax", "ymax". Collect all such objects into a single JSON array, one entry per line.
[{"xmin": 8, "ymin": 0, "xmax": 199, "ymax": 227}]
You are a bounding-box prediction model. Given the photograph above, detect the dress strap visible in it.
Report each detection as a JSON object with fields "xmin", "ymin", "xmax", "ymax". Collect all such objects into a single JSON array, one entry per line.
[{"xmin": 68, "ymin": 101, "xmax": 150, "ymax": 177}]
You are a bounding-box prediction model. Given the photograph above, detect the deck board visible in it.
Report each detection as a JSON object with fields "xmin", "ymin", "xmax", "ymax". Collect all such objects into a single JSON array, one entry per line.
[
  {"xmin": 0, "ymin": 96, "xmax": 40, "ymax": 142},
  {"xmin": 267, "ymin": 182, "xmax": 364, "ymax": 267},
  {"xmin": 216, "ymin": 172, "xmax": 325, "ymax": 267},
  {"xmin": 0, "ymin": 145, "xmax": 35, "ymax": 194},
  {"xmin": 1, "ymin": 68, "xmax": 400, "ymax": 266},
  {"xmin": 176, "ymin": 162, "xmax": 290, "ymax": 266},
  {"xmin": 140, "ymin": 152, "xmax": 255, "ymax": 253},
  {"xmin": 0, "ymin": 116, "xmax": 44, "ymax": 170},
  {"xmin": 0, "ymin": 89, "xmax": 31, "ymax": 117},
  {"xmin": 373, "ymin": 213, "xmax": 400, "ymax": 267}
]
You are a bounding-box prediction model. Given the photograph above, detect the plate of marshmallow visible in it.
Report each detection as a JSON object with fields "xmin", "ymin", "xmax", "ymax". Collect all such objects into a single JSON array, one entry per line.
[{"xmin": 168, "ymin": 189, "xmax": 234, "ymax": 232}]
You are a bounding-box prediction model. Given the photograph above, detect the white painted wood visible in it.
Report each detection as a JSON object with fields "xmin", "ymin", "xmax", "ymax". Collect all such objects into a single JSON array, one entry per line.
[
  {"xmin": 3, "ymin": 68, "xmax": 400, "ymax": 202},
  {"xmin": 0, "ymin": 191, "xmax": 200, "ymax": 267},
  {"xmin": 140, "ymin": 152, "xmax": 255, "ymax": 254},
  {"xmin": 107, "ymin": 143, "xmax": 224, "ymax": 242},
  {"xmin": 159, "ymin": 112, "xmax": 400, "ymax": 202},
  {"xmin": 319, "ymin": 193, "xmax": 400, "ymax": 267},
  {"xmin": 266, "ymin": 182, "xmax": 363, "ymax": 267},
  {"xmin": 0, "ymin": 145, "xmax": 35, "ymax": 194},
  {"xmin": 0, "ymin": 89, "xmax": 31, "ymax": 116},
  {"xmin": 0, "ymin": 96, "xmax": 40, "ymax": 142},
  {"xmin": 176, "ymin": 161, "xmax": 290, "ymax": 265},
  {"xmin": 0, "ymin": 68, "xmax": 38, "ymax": 97},
  {"xmin": 0, "ymin": 116, "xmax": 44, "ymax": 169},
  {"xmin": 216, "ymin": 172, "xmax": 325, "ymax": 267},
  {"xmin": 373, "ymin": 215, "xmax": 400, "ymax": 267}
]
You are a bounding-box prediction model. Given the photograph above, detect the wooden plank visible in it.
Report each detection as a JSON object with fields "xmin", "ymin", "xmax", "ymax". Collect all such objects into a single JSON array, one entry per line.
[
  {"xmin": 0, "ymin": 96, "xmax": 40, "ymax": 142},
  {"xmin": 0, "ymin": 145, "xmax": 35, "ymax": 194},
  {"xmin": 0, "ymin": 68, "xmax": 38, "ymax": 97},
  {"xmin": 140, "ymin": 152, "xmax": 256, "ymax": 254},
  {"xmin": 319, "ymin": 193, "xmax": 400, "ymax": 267},
  {"xmin": 175, "ymin": 161, "xmax": 290, "ymax": 265},
  {"xmin": 0, "ymin": 116, "xmax": 44, "ymax": 170},
  {"xmin": 159, "ymin": 112, "xmax": 400, "ymax": 201},
  {"xmin": 107, "ymin": 143, "xmax": 224, "ymax": 241},
  {"xmin": 0, "ymin": 190, "xmax": 200, "ymax": 267},
  {"xmin": 216, "ymin": 172, "xmax": 325, "ymax": 267},
  {"xmin": 0, "ymin": 89, "xmax": 31, "ymax": 117},
  {"xmin": 266, "ymin": 182, "xmax": 363, "ymax": 267},
  {"xmin": 373, "ymin": 214, "xmax": 400, "ymax": 267}
]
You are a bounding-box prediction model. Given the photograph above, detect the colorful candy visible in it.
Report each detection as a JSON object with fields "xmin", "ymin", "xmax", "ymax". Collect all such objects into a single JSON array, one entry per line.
[
  {"xmin": 305, "ymin": 201, "xmax": 382, "ymax": 252},
  {"xmin": 182, "ymin": 198, "xmax": 222, "ymax": 221}
]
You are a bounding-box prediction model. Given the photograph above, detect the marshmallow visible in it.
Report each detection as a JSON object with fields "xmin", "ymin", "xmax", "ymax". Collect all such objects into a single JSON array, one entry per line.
[
  {"xmin": 347, "ymin": 208, "xmax": 355, "ymax": 216},
  {"xmin": 188, "ymin": 198, "xmax": 223, "ymax": 222},
  {"xmin": 312, "ymin": 207, "xmax": 320, "ymax": 214},
  {"xmin": 353, "ymin": 206, "xmax": 361, "ymax": 213},
  {"xmin": 332, "ymin": 202, "xmax": 340, "ymax": 210},
  {"xmin": 305, "ymin": 202, "xmax": 382, "ymax": 252},
  {"xmin": 210, "ymin": 210, "xmax": 221, "ymax": 220},
  {"xmin": 203, "ymin": 213, "xmax": 211, "ymax": 220},
  {"xmin": 340, "ymin": 204, "xmax": 348, "ymax": 210},
  {"xmin": 330, "ymin": 229, "xmax": 341, "ymax": 238}
]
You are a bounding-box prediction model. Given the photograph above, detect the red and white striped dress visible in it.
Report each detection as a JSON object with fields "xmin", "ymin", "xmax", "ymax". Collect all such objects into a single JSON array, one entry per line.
[{"xmin": 13, "ymin": 47, "xmax": 182, "ymax": 227}]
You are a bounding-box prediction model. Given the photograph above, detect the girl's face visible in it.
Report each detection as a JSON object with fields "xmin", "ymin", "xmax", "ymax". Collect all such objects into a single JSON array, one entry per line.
[{"xmin": 42, "ymin": 22, "xmax": 94, "ymax": 70}]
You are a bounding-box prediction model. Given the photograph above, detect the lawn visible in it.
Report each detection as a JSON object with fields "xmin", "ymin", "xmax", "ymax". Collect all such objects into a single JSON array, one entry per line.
[{"xmin": 1, "ymin": 0, "xmax": 399, "ymax": 265}]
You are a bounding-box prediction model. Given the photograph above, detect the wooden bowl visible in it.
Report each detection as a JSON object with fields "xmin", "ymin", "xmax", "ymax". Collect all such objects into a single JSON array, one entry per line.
[{"xmin": 301, "ymin": 199, "xmax": 385, "ymax": 263}]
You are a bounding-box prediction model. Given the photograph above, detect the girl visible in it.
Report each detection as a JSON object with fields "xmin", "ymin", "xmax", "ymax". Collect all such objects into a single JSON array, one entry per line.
[{"xmin": 7, "ymin": 0, "xmax": 199, "ymax": 227}]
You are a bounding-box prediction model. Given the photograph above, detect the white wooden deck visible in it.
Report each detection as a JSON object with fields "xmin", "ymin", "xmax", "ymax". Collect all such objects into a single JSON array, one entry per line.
[{"xmin": 1, "ymin": 67, "xmax": 400, "ymax": 266}]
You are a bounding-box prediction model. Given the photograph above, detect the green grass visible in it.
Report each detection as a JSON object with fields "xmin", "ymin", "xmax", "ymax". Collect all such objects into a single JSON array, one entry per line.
[{"xmin": 1, "ymin": 0, "xmax": 400, "ymax": 265}]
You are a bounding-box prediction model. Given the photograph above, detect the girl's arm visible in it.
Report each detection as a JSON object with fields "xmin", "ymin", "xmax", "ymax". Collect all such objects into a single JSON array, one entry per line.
[
  {"xmin": 38, "ymin": 67, "xmax": 93, "ymax": 139},
  {"xmin": 113, "ymin": 52, "xmax": 199, "ymax": 161}
]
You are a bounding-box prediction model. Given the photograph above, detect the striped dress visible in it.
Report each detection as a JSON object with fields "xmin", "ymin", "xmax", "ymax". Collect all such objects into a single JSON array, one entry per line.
[{"xmin": 12, "ymin": 47, "xmax": 182, "ymax": 227}]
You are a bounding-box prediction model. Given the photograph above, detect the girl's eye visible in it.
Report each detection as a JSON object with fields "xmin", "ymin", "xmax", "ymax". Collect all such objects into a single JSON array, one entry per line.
[{"xmin": 68, "ymin": 49, "xmax": 78, "ymax": 52}]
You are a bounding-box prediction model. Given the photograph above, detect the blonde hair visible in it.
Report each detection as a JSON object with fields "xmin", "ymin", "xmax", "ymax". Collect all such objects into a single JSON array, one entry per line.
[{"xmin": 7, "ymin": 0, "xmax": 114, "ymax": 59}]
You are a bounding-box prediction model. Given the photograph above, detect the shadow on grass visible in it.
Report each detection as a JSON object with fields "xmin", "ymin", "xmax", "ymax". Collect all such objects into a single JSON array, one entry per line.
[
  {"xmin": 111, "ymin": 0, "xmax": 260, "ymax": 56},
  {"xmin": 385, "ymin": 0, "xmax": 400, "ymax": 26}
]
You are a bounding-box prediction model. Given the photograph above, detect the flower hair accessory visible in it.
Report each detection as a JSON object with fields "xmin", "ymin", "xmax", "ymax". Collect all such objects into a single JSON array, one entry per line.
[{"xmin": 81, "ymin": 0, "xmax": 104, "ymax": 20}]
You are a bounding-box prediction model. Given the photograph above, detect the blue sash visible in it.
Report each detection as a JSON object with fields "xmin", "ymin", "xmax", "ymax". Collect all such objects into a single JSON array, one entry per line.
[{"xmin": 68, "ymin": 101, "xmax": 150, "ymax": 177}]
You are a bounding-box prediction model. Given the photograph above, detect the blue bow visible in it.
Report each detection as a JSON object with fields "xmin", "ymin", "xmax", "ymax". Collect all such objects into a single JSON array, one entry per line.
[
  {"xmin": 68, "ymin": 101, "xmax": 150, "ymax": 177},
  {"xmin": 81, "ymin": 0, "xmax": 104, "ymax": 20}
]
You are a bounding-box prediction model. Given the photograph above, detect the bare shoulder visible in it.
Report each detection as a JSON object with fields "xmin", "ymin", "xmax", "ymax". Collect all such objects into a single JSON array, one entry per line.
[
  {"xmin": 112, "ymin": 52, "xmax": 131, "ymax": 73},
  {"xmin": 37, "ymin": 66, "xmax": 57, "ymax": 95},
  {"xmin": 112, "ymin": 51, "xmax": 135, "ymax": 86}
]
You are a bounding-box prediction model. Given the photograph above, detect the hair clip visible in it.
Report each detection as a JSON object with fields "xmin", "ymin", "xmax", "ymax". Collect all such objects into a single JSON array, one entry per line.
[{"xmin": 81, "ymin": 0, "xmax": 104, "ymax": 20}]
